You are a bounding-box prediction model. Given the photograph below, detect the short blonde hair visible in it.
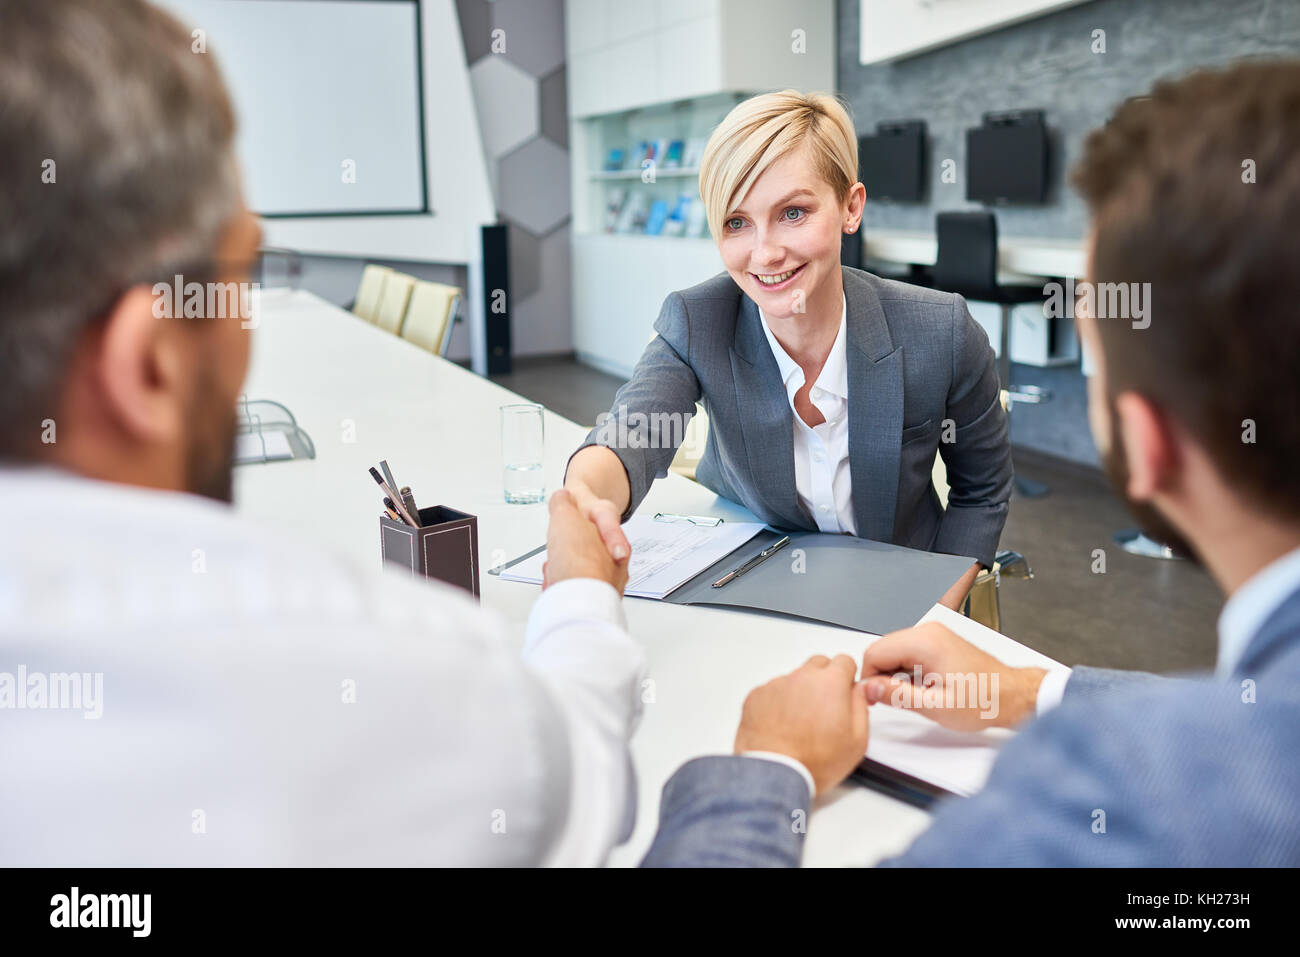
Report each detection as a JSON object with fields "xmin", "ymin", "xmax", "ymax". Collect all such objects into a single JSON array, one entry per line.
[{"xmin": 698, "ymin": 90, "xmax": 858, "ymax": 240}]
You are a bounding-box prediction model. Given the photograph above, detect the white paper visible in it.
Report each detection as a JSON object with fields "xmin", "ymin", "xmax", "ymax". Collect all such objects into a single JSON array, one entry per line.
[
  {"xmin": 864, "ymin": 603, "xmax": 1068, "ymax": 797},
  {"xmin": 499, "ymin": 515, "xmax": 768, "ymax": 599}
]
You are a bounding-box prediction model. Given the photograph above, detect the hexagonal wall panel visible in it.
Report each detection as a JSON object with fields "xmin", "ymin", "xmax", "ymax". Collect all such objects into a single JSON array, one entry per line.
[
  {"xmin": 507, "ymin": 223, "xmax": 542, "ymax": 301},
  {"xmin": 498, "ymin": 137, "xmax": 571, "ymax": 236},
  {"xmin": 469, "ymin": 56, "xmax": 539, "ymax": 162},
  {"xmin": 539, "ymin": 67, "xmax": 568, "ymax": 148},
  {"xmin": 455, "ymin": 0, "xmax": 494, "ymax": 65},
  {"xmin": 491, "ymin": 0, "xmax": 566, "ymax": 78},
  {"xmin": 511, "ymin": 225, "xmax": 573, "ymax": 355}
]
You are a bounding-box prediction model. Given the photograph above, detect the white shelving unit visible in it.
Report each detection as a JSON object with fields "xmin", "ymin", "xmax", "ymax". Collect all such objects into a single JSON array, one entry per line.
[
  {"xmin": 565, "ymin": 0, "xmax": 835, "ymax": 378},
  {"xmin": 588, "ymin": 167, "xmax": 701, "ymax": 181}
]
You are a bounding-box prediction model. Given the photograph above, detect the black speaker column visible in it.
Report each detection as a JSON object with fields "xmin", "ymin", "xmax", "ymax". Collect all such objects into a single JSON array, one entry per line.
[{"xmin": 481, "ymin": 223, "xmax": 512, "ymax": 375}]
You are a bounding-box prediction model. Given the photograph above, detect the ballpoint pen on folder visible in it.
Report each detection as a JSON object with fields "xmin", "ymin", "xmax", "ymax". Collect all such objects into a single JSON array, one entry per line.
[{"xmin": 712, "ymin": 535, "xmax": 790, "ymax": 588}]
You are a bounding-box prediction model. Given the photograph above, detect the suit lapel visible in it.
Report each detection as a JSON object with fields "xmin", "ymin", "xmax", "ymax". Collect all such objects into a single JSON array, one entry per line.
[
  {"xmin": 844, "ymin": 268, "xmax": 903, "ymax": 543},
  {"xmin": 730, "ymin": 294, "xmax": 807, "ymax": 529}
]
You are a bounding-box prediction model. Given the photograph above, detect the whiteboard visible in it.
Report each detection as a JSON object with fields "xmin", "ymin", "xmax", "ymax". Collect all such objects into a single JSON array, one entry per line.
[
  {"xmin": 859, "ymin": 0, "xmax": 1093, "ymax": 65},
  {"xmin": 160, "ymin": 0, "xmax": 426, "ymax": 216}
]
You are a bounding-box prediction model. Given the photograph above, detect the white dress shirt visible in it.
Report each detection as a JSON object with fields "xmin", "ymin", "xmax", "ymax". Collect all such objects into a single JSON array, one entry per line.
[
  {"xmin": 0, "ymin": 467, "xmax": 645, "ymax": 866},
  {"xmin": 758, "ymin": 299, "xmax": 856, "ymax": 536},
  {"xmin": 1215, "ymin": 544, "xmax": 1300, "ymax": 676}
]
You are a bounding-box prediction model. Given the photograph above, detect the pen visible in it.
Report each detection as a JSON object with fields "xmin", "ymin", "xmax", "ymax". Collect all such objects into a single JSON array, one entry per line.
[
  {"xmin": 711, "ymin": 535, "xmax": 790, "ymax": 588},
  {"xmin": 369, "ymin": 467, "xmax": 419, "ymax": 527},
  {"xmin": 379, "ymin": 460, "xmax": 400, "ymax": 497},
  {"xmin": 399, "ymin": 486, "xmax": 422, "ymax": 527}
]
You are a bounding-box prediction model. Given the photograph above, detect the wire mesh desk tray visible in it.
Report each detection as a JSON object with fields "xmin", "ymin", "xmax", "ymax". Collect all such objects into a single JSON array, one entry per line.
[{"xmin": 234, "ymin": 396, "xmax": 316, "ymax": 465}]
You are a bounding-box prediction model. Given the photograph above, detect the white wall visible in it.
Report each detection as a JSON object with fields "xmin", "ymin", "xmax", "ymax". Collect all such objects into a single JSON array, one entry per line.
[{"xmin": 160, "ymin": 0, "xmax": 495, "ymax": 264}]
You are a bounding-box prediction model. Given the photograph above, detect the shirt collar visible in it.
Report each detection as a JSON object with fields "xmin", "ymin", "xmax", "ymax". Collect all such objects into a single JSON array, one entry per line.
[
  {"xmin": 757, "ymin": 297, "xmax": 849, "ymax": 403},
  {"xmin": 1216, "ymin": 544, "xmax": 1300, "ymax": 677}
]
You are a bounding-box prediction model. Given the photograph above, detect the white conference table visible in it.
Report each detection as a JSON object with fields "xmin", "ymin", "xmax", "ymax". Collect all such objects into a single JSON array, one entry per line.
[
  {"xmin": 863, "ymin": 228, "xmax": 1086, "ymax": 280},
  {"xmin": 235, "ymin": 289, "xmax": 932, "ymax": 867}
]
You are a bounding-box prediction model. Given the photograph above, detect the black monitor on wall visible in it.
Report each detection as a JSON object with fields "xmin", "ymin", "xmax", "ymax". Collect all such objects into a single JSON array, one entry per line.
[
  {"xmin": 859, "ymin": 120, "xmax": 926, "ymax": 203},
  {"xmin": 966, "ymin": 110, "xmax": 1048, "ymax": 205}
]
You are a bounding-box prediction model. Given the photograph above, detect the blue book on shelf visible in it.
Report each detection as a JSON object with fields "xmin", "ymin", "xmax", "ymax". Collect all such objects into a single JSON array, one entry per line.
[
  {"xmin": 644, "ymin": 200, "xmax": 670, "ymax": 235},
  {"xmin": 604, "ymin": 148, "xmax": 625, "ymax": 172},
  {"xmin": 662, "ymin": 195, "xmax": 691, "ymax": 236}
]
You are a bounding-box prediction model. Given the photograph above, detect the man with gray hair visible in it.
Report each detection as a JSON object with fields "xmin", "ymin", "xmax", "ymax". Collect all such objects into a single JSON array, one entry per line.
[{"xmin": 0, "ymin": 0, "xmax": 641, "ymax": 865}]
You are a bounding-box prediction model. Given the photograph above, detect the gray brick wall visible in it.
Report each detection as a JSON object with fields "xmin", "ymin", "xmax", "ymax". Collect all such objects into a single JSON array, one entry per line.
[{"xmin": 837, "ymin": 0, "xmax": 1300, "ymax": 464}]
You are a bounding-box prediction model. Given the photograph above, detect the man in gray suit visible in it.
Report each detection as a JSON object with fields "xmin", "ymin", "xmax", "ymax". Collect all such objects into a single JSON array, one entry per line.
[{"xmin": 642, "ymin": 61, "xmax": 1300, "ymax": 867}]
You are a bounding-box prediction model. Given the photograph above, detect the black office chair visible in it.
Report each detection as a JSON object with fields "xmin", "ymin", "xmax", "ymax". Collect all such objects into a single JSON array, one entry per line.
[{"xmin": 932, "ymin": 211, "xmax": 1053, "ymax": 498}]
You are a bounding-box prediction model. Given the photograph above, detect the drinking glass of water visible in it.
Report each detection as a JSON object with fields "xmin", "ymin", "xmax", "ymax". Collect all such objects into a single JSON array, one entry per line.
[{"xmin": 500, "ymin": 403, "xmax": 545, "ymax": 504}]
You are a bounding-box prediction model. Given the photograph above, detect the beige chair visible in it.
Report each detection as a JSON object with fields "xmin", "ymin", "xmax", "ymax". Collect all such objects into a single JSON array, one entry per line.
[
  {"xmin": 401, "ymin": 281, "xmax": 461, "ymax": 355},
  {"xmin": 373, "ymin": 271, "xmax": 416, "ymax": 335},
  {"xmin": 353, "ymin": 264, "xmax": 391, "ymax": 323},
  {"xmin": 669, "ymin": 403, "xmax": 710, "ymax": 479},
  {"xmin": 931, "ymin": 389, "xmax": 1035, "ymax": 631}
]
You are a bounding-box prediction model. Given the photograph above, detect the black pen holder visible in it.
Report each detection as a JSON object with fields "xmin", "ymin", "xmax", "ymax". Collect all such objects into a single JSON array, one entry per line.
[{"xmin": 380, "ymin": 505, "xmax": 480, "ymax": 600}]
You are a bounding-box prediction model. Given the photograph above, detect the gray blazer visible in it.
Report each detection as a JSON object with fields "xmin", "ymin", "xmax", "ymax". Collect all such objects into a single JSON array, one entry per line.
[
  {"xmin": 641, "ymin": 585, "xmax": 1300, "ymax": 867},
  {"xmin": 572, "ymin": 267, "xmax": 1013, "ymax": 567}
]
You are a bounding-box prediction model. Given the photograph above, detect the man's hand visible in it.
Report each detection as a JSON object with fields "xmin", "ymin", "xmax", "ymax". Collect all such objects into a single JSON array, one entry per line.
[
  {"xmin": 564, "ymin": 475, "xmax": 630, "ymax": 564},
  {"xmin": 860, "ymin": 622, "xmax": 1046, "ymax": 731},
  {"xmin": 541, "ymin": 489, "xmax": 630, "ymax": 595},
  {"xmin": 733, "ymin": 655, "xmax": 870, "ymax": 795}
]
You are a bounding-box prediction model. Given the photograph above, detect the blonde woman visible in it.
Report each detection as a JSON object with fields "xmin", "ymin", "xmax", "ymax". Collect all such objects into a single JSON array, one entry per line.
[{"xmin": 564, "ymin": 91, "xmax": 1012, "ymax": 603}]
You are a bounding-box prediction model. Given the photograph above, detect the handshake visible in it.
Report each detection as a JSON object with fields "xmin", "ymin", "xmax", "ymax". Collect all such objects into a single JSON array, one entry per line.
[
  {"xmin": 539, "ymin": 483, "xmax": 631, "ymax": 594},
  {"xmin": 542, "ymin": 445, "xmax": 637, "ymax": 591},
  {"xmin": 544, "ymin": 469, "xmax": 1048, "ymax": 799}
]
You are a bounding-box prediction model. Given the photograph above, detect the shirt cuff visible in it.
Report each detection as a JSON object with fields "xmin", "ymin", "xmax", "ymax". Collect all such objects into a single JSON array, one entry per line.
[
  {"xmin": 1035, "ymin": 667, "xmax": 1073, "ymax": 717},
  {"xmin": 740, "ymin": 751, "xmax": 816, "ymax": 798},
  {"xmin": 524, "ymin": 578, "xmax": 626, "ymax": 650}
]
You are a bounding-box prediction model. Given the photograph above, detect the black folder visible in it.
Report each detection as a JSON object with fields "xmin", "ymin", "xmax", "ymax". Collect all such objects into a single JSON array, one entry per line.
[{"xmin": 494, "ymin": 527, "xmax": 977, "ymax": 637}]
